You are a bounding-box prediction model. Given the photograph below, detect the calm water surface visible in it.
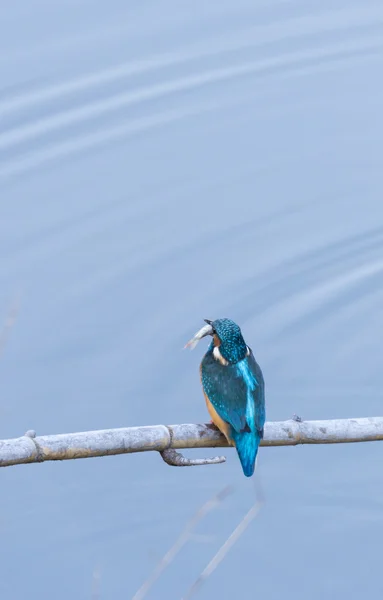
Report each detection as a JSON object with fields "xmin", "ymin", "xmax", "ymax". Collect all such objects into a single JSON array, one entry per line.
[{"xmin": 1, "ymin": 1, "xmax": 383, "ymax": 598}]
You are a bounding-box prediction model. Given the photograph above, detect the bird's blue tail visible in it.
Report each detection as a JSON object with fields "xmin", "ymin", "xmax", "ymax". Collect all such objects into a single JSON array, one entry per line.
[{"xmin": 232, "ymin": 430, "xmax": 260, "ymax": 477}]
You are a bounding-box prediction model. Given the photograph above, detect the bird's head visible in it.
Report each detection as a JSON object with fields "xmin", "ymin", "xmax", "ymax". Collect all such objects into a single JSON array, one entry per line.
[{"xmin": 185, "ymin": 318, "xmax": 248, "ymax": 363}]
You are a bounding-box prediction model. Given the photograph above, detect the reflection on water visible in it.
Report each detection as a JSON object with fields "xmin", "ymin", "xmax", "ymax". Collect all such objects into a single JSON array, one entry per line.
[{"xmin": 1, "ymin": 1, "xmax": 383, "ymax": 598}]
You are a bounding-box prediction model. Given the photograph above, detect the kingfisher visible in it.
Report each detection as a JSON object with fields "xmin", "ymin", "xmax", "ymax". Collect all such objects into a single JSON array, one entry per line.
[{"xmin": 185, "ymin": 318, "xmax": 265, "ymax": 477}]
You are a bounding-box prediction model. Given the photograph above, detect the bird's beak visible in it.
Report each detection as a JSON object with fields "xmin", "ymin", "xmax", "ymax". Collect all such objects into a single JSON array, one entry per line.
[{"xmin": 184, "ymin": 322, "xmax": 214, "ymax": 350}]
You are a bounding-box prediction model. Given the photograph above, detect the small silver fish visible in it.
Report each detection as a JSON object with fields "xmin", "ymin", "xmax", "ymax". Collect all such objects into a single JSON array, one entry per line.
[{"xmin": 184, "ymin": 322, "xmax": 213, "ymax": 350}]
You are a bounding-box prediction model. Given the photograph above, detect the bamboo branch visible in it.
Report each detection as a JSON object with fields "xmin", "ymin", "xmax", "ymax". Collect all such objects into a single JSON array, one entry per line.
[{"xmin": 1, "ymin": 416, "xmax": 383, "ymax": 468}]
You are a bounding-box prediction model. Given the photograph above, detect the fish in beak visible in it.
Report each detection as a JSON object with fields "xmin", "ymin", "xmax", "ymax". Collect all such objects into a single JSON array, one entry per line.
[{"xmin": 184, "ymin": 320, "xmax": 214, "ymax": 350}]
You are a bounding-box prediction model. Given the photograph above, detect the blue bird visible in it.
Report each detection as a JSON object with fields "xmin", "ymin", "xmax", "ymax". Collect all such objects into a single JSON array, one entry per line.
[{"xmin": 185, "ymin": 318, "xmax": 265, "ymax": 477}]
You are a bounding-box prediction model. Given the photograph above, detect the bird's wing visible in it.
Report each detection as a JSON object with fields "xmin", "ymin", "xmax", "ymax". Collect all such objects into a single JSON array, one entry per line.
[
  {"xmin": 201, "ymin": 350, "xmax": 265, "ymax": 436},
  {"xmin": 242, "ymin": 350, "xmax": 266, "ymax": 437}
]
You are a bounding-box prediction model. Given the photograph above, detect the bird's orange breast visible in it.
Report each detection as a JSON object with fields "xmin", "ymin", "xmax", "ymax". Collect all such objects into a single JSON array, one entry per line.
[
  {"xmin": 199, "ymin": 362, "xmax": 234, "ymax": 445},
  {"xmin": 203, "ymin": 391, "xmax": 234, "ymax": 446}
]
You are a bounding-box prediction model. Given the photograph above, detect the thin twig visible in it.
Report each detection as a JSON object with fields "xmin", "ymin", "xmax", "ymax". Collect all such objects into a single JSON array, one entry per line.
[
  {"xmin": 160, "ymin": 448, "xmax": 226, "ymax": 467},
  {"xmin": 182, "ymin": 485, "xmax": 264, "ymax": 600},
  {"xmin": 132, "ymin": 485, "xmax": 233, "ymax": 600}
]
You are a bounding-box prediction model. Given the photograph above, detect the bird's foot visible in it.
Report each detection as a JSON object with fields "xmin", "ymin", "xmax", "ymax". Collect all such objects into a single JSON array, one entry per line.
[{"xmin": 205, "ymin": 421, "xmax": 221, "ymax": 434}]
